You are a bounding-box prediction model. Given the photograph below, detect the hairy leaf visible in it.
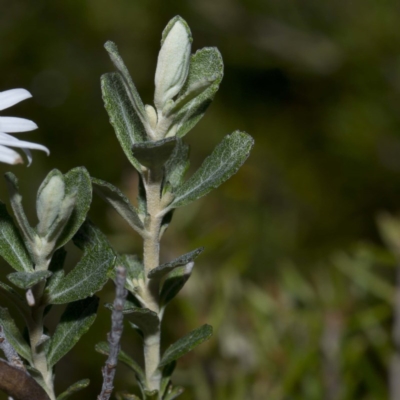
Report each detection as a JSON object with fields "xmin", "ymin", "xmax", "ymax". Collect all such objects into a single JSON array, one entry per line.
[
  {"xmin": 56, "ymin": 379, "xmax": 90, "ymax": 400},
  {"xmin": 55, "ymin": 167, "xmax": 92, "ymax": 249},
  {"xmin": 46, "ymin": 297, "xmax": 99, "ymax": 366},
  {"xmin": 104, "ymin": 41, "xmax": 148, "ymax": 130},
  {"xmin": 101, "ymin": 72, "xmax": 146, "ymax": 171},
  {"xmin": 0, "ymin": 307, "xmax": 32, "ymax": 364},
  {"xmin": 149, "ymin": 247, "xmax": 203, "ymax": 280},
  {"xmin": 7, "ymin": 270, "xmax": 52, "ymax": 289},
  {"xmin": 159, "ymin": 324, "xmax": 213, "ymax": 368},
  {"xmin": 45, "ymin": 221, "xmax": 115, "ymax": 304},
  {"xmin": 92, "ymin": 177, "xmax": 144, "ymax": 234},
  {"xmin": 0, "ymin": 202, "xmax": 33, "ymax": 272},
  {"xmin": 170, "ymin": 132, "xmax": 254, "ymax": 208},
  {"xmin": 168, "ymin": 47, "xmax": 223, "ymax": 138}
]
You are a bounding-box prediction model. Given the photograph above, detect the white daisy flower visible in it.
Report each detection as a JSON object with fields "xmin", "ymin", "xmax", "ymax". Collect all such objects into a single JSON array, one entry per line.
[{"xmin": 0, "ymin": 88, "xmax": 49, "ymax": 165}]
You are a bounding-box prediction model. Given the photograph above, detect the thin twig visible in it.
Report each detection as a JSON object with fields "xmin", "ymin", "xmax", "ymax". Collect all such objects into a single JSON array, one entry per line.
[
  {"xmin": 98, "ymin": 266, "xmax": 127, "ymax": 400},
  {"xmin": 0, "ymin": 325, "xmax": 25, "ymax": 370}
]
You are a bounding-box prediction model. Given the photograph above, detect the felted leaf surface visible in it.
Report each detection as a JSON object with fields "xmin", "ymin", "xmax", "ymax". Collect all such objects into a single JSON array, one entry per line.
[
  {"xmin": 95, "ymin": 341, "xmax": 145, "ymax": 383},
  {"xmin": 45, "ymin": 221, "xmax": 115, "ymax": 304},
  {"xmin": 46, "ymin": 297, "xmax": 99, "ymax": 366},
  {"xmin": 160, "ymin": 262, "xmax": 194, "ymax": 306},
  {"xmin": 0, "ymin": 307, "xmax": 32, "ymax": 364},
  {"xmin": 159, "ymin": 324, "xmax": 213, "ymax": 368},
  {"xmin": 148, "ymin": 247, "xmax": 204, "ymax": 280},
  {"xmin": 7, "ymin": 270, "xmax": 52, "ymax": 289},
  {"xmin": 131, "ymin": 137, "xmax": 176, "ymax": 169},
  {"xmin": 104, "ymin": 41, "xmax": 147, "ymax": 127},
  {"xmin": 0, "ymin": 202, "xmax": 33, "ymax": 272},
  {"xmin": 56, "ymin": 167, "xmax": 92, "ymax": 249},
  {"xmin": 92, "ymin": 177, "xmax": 144, "ymax": 233},
  {"xmin": 101, "ymin": 72, "xmax": 145, "ymax": 171},
  {"xmin": 56, "ymin": 379, "xmax": 90, "ymax": 400},
  {"xmin": 170, "ymin": 131, "xmax": 254, "ymax": 208},
  {"xmin": 164, "ymin": 140, "xmax": 190, "ymax": 190},
  {"xmin": 169, "ymin": 47, "xmax": 224, "ymax": 138}
]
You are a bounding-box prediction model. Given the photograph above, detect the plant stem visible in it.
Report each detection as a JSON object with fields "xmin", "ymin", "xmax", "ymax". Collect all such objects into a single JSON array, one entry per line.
[
  {"xmin": 27, "ymin": 263, "xmax": 55, "ymax": 400},
  {"xmin": 142, "ymin": 168, "xmax": 164, "ymax": 393}
]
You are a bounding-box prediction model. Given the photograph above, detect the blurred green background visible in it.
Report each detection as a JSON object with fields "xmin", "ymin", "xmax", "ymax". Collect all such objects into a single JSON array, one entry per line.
[{"xmin": 1, "ymin": 0, "xmax": 400, "ymax": 399}]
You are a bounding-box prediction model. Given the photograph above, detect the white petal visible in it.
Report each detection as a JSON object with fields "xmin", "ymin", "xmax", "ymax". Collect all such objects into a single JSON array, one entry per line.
[
  {"xmin": 0, "ymin": 145, "xmax": 23, "ymax": 165},
  {"xmin": 0, "ymin": 132, "xmax": 49, "ymax": 155},
  {"xmin": 0, "ymin": 117, "xmax": 38, "ymax": 132},
  {"xmin": 0, "ymin": 89, "xmax": 32, "ymax": 111}
]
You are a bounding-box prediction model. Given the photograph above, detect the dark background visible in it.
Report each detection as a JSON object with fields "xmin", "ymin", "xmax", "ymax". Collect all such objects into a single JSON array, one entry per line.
[{"xmin": 1, "ymin": 1, "xmax": 400, "ymax": 399}]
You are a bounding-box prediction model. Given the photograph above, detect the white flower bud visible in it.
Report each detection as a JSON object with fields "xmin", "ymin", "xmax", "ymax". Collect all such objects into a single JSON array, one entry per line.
[
  {"xmin": 154, "ymin": 17, "xmax": 192, "ymax": 111},
  {"xmin": 36, "ymin": 173, "xmax": 65, "ymax": 236}
]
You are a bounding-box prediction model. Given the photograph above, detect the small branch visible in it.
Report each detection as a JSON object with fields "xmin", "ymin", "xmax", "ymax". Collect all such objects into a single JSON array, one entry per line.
[
  {"xmin": 0, "ymin": 325, "xmax": 25, "ymax": 371},
  {"xmin": 98, "ymin": 266, "xmax": 128, "ymax": 400}
]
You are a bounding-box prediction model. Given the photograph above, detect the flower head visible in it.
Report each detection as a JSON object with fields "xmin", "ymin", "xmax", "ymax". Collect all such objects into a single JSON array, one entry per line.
[{"xmin": 0, "ymin": 88, "xmax": 49, "ymax": 165}]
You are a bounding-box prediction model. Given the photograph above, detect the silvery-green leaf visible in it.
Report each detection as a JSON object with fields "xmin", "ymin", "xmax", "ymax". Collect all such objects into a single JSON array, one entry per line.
[
  {"xmin": 92, "ymin": 177, "xmax": 144, "ymax": 234},
  {"xmin": 164, "ymin": 140, "xmax": 190, "ymax": 190},
  {"xmin": 56, "ymin": 379, "xmax": 90, "ymax": 400},
  {"xmin": 46, "ymin": 247, "xmax": 67, "ymax": 293},
  {"xmin": 36, "ymin": 170, "xmax": 65, "ymax": 236},
  {"xmin": 169, "ymin": 132, "xmax": 254, "ymax": 208},
  {"xmin": 25, "ymin": 365, "xmax": 48, "ymax": 393},
  {"xmin": 45, "ymin": 221, "xmax": 115, "ymax": 304},
  {"xmin": 95, "ymin": 341, "xmax": 145, "ymax": 383},
  {"xmin": 154, "ymin": 16, "xmax": 192, "ymax": 111},
  {"xmin": 0, "ymin": 307, "xmax": 32, "ymax": 364},
  {"xmin": 101, "ymin": 72, "xmax": 146, "ymax": 171},
  {"xmin": 104, "ymin": 41, "xmax": 149, "ymax": 132},
  {"xmin": 55, "ymin": 167, "xmax": 92, "ymax": 249},
  {"xmin": 148, "ymin": 247, "xmax": 204, "ymax": 280},
  {"xmin": 4, "ymin": 172, "xmax": 36, "ymax": 246},
  {"xmin": 0, "ymin": 202, "xmax": 33, "ymax": 272},
  {"xmin": 7, "ymin": 270, "xmax": 52, "ymax": 290},
  {"xmin": 46, "ymin": 297, "xmax": 99, "ymax": 366},
  {"xmin": 164, "ymin": 386, "xmax": 184, "ymax": 400},
  {"xmin": 160, "ymin": 262, "xmax": 194, "ymax": 307},
  {"xmin": 132, "ymin": 137, "xmax": 177, "ymax": 169},
  {"xmin": 167, "ymin": 47, "xmax": 223, "ymax": 138},
  {"xmin": 159, "ymin": 324, "xmax": 213, "ymax": 368}
]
